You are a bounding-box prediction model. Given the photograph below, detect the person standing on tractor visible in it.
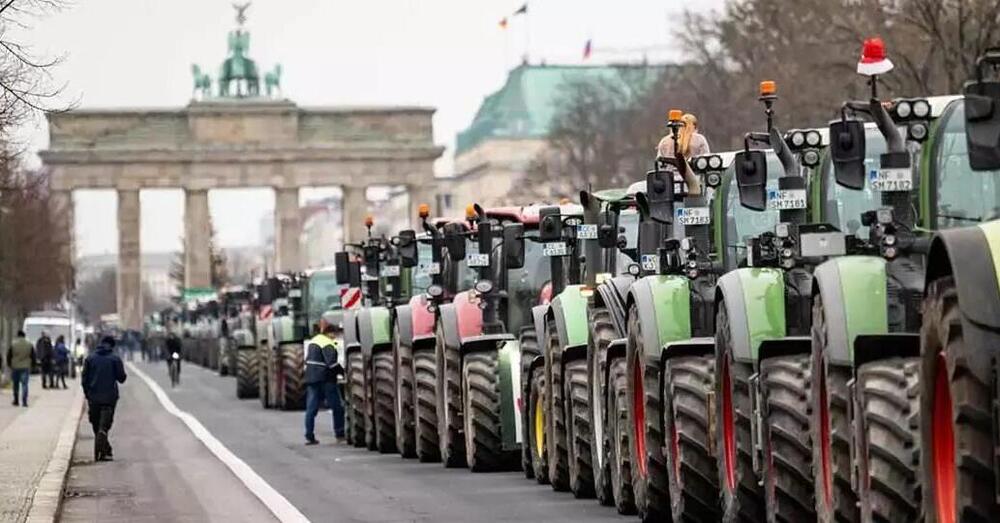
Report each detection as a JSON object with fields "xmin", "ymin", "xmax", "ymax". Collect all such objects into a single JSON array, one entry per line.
[
  {"xmin": 7, "ymin": 331, "xmax": 36, "ymax": 407},
  {"xmin": 54, "ymin": 335, "xmax": 70, "ymax": 389},
  {"xmin": 303, "ymin": 323, "xmax": 345, "ymax": 445},
  {"xmin": 81, "ymin": 336, "xmax": 127, "ymax": 461},
  {"xmin": 657, "ymin": 112, "xmax": 710, "ymax": 195}
]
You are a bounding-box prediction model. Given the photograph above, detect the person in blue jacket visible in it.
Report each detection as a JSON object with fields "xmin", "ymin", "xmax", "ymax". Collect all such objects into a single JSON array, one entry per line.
[
  {"xmin": 53, "ymin": 335, "xmax": 70, "ymax": 389},
  {"xmin": 81, "ymin": 336, "xmax": 127, "ymax": 461}
]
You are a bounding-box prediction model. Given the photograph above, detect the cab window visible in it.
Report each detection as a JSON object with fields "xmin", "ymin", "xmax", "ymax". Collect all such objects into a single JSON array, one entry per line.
[{"xmin": 933, "ymin": 101, "xmax": 1000, "ymax": 227}]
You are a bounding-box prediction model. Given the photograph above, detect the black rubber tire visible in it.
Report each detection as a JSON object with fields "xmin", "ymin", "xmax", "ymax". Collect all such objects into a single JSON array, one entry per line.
[
  {"xmin": 545, "ymin": 319, "xmax": 570, "ymax": 491},
  {"xmin": 519, "ymin": 328, "xmax": 540, "ymax": 479},
  {"xmin": 856, "ymin": 357, "xmax": 920, "ymax": 523},
  {"xmin": 462, "ymin": 351, "xmax": 515, "ymax": 471},
  {"xmin": 235, "ymin": 348, "xmax": 258, "ymax": 399},
  {"xmin": 413, "ymin": 344, "xmax": 441, "ymax": 462},
  {"xmin": 761, "ymin": 355, "xmax": 816, "ymax": 522},
  {"xmin": 365, "ymin": 353, "xmax": 378, "ymax": 452},
  {"xmin": 662, "ymin": 355, "xmax": 720, "ymax": 521},
  {"xmin": 608, "ymin": 356, "xmax": 637, "ymax": 515},
  {"xmin": 587, "ymin": 306, "xmax": 617, "ymax": 506},
  {"xmin": 394, "ymin": 325, "xmax": 417, "ymax": 459},
  {"xmin": 715, "ymin": 305, "xmax": 765, "ymax": 522},
  {"xmin": 280, "ymin": 343, "xmax": 305, "ymax": 411},
  {"xmin": 372, "ymin": 350, "xmax": 398, "ymax": 453},
  {"xmin": 347, "ymin": 349, "xmax": 366, "ymax": 448},
  {"xmin": 528, "ymin": 367, "xmax": 550, "ymax": 484},
  {"xmin": 436, "ymin": 322, "xmax": 466, "ymax": 468},
  {"xmin": 625, "ymin": 305, "xmax": 669, "ymax": 522},
  {"xmin": 811, "ymin": 294, "xmax": 860, "ymax": 523},
  {"xmin": 257, "ymin": 343, "xmax": 270, "ymax": 408},
  {"xmin": 564, "ymin": 357, "xmax": 595, "ymax": 498},
  {"xmin": 920, "ymin": 277, "xmax": 998, "ymax": 522}
]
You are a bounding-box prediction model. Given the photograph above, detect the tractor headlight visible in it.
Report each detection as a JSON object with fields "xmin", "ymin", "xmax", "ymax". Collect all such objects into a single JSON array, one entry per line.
[
  {"xmin": 912, "ymin": 99, "xmax": 930, "ymax": 118},
  {"xmin": 474, "ymin": 279, "xmax": 494, "ymax": 295},
  {"xmin": 883, "ymin": 234, "xmax": 896, "ymax": 247},
  {"xmin": 805, "ymin": 130, "xmax": 822, "ymax": 147},
  {"xmin": 908, "ymin": 122, "xmax": 928, "ymax": 141},
  {"xmin": 695, "ymin": 157, "xmax": 709, "ymax": 171},
  {"xmin": 802, "ymin": 149, "xmax": 820, "ymax": 167},
  {"xmin": 775, "ymin": 223, "xmax": 790, "ymax": 238},
  {"xmin": 876, "ymin": 208, "xmax": 894, "ymax": 225},
  {"xmin": 780, "ymin": 258, "xmax": 795, "ymax": 269},
  {"xmin": 708, "ymin": 155, "xmax": 723, "ymax": 170},
  {"xmin": 895, "ymin": 100, "xmax": 912, "ymax": 119},
  {"xmin": 427, "ymin": 284, "xmax": 444, "ymax": 298},
  {"xmin": 790, "ymin": 131, "xmax": 805, "ymax": 147},
  {"xmin": 627, "ymin": 264, "xmax": 641, "ymax": 277},
  {"xmin": 707, "ymin": 172, "xmax": 722, "ymax": 188}
]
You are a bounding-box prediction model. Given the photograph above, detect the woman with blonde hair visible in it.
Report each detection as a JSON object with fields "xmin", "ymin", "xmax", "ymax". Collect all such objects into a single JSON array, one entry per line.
[{"xmin": 657, "ymin": 113, "xmax": 711, "ymax": 195}]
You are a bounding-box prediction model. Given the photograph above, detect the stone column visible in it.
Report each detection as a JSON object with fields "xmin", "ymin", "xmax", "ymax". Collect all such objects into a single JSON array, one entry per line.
[
  {"xmin": 342, "ymin": 186, "xmax": 368, "ymax": 245},
  {"xmin": 273, "ymin": 187, "xmax": 302, "ymax": 272},
  {"xmin": 49, "ymin": 190, "xmax": 75, "ymax": 289},
  {"xmin": 117, "ymin": 189, "xmax": 142, "ymax": 330},
  {"xmin": 184, "ymin": 189, "xmax": 212, "ymax": 289}
]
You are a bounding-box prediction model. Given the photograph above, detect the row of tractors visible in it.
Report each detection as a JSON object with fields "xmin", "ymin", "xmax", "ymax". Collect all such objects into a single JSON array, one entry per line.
[{"xmin": 182, "ymin": 41, "xmax": 1000, "ymax": 523}]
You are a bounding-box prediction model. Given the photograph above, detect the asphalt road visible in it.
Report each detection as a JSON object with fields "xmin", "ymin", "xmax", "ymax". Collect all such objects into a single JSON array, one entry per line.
[{"xmin": 63, "ymin": 359, "xmax": 631, "ymax": 522}]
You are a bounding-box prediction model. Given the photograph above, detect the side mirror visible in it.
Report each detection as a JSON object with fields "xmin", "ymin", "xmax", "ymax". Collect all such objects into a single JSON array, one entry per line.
[
  {"xmin": 396, "ymin": 230, "xmax": 418, "ymax": 268},
  {"xmin": 443, "ymin": 222, "xmax": 466, "ymax": 262},
  {"xmin": 965, "ymin": 80, "xmax": 1000, "ymax": 170},
  {"xmin": 597, "ymin": 209, "xmax": 618, "ymax": 248},
  {"xmin": 539, "ymin": 206, "xmax": 561, "ymax": 241},
  {"xmin": 829, "ymin": 119, "xmax": 866, "ymax": 189},
  {"xmin": 734, "ymin": 149, "xmax": 768, "ymax": 211},
  {"xmin": 334, "ymin": 252, "xmax": 351, "ymax": 284},
  {"xmin": 503, "ymin": 223, "xmax": 525, "ymax": 269},
  {"xmin": 644, "ymin": 169, "xmax": 674, "ymax": 222}
]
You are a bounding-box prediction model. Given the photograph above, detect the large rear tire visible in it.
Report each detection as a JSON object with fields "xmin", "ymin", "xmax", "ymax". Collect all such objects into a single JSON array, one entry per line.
[
  {"xmin": 235, "ymin": 348, "xmax": 259, "ymax": 399},
  {"xmin": 856, "ymin": 357, "xmax": 920, "ymax": 523},
  {"xmin": 608, "ymin": 356, "xmax": 636, "ymax": 515},
  {"xmin": 920, "ymin": 276, "xmax": 998, "ymax": 522},
  {"xmin": 257, "ymin": 343, "xmax": 271, "ymax": 408},
  {"xmin": 587, "ymin": 306, "xmax": 617, "ymax": 506},
  {"xmin": 811, "ymin": 294, "xmax": 860, "ymax": 523},
  {"xmin": 625, "ymin": 305, "xmax": 670, "ymax": 522},
  {"xmin": 761, "ymin": 355, "xmax": 816, "ymax": 522},
  {"xmin": 545, "ymin": 319, "xmax": 570, "ymax": 491},
  {"xmin": 436, "ymin": 323, "xmax": 466, "ymax": 468},
  {"xmin": 462, "ymin": 350, "xmax": 515, "ymax": 471},
  {"xmin": 413, "ymin": 343, "xmax": 441, "ymax": 462},
  {"xmin": 394, "ymin": 327, "xmax": 417, "ymax": 459},
  {"xmin": 715, "ymin": 305, "xmax": 765, "ymax": 522},
  {"xmin": 662, "ymin": 355, "xmax": 719, "ymax": 521},
  {"xmin": 519, "ymin": 328, "xmax": 540, "ymax": 479},
  {"xmin": 565, "ymin": 358, "xmax": 595, "ymax": 498},
  {"xmin": 372, "ymin": 350, "xmax": 398, "ymax": 453},
  {"xmin": 346, "ymin": 349, "xmax": 366, "ymax": 447},
  {"xmin": 528, "ymin": 367, "xmax": 549, "ymax": 484},
  {"xmin": 279, "ymin": 343, "xmax": 305, "ymax": 410}
]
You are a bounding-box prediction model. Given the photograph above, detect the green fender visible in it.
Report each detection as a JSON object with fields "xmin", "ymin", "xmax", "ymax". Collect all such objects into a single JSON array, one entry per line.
[
  {"xmin": 550, "ymin": 285, "xmax": 591, "ymax": 351},
  {"xmin": 812, "ymin": 256, "xmax": 889, "ymax": 365},
  {"xmin": 628, "ymin": 275, "xmax": 692, "ymax": 358},
  {"xmin": 358, "ymin": 306, "xmax": 392, "ymax": 352},
  {"xmin": 715, "ymin": 267, "xmax": 787, "ymax": 362},
  {"xmin": 498, "ymin": 339, "xmax": 522, "ymax": 451}
]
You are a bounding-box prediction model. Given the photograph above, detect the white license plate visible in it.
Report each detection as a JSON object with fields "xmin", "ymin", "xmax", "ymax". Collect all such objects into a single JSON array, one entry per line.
[
  {"xmin": 870, "ymin": 168, "xmax": 912, "ymax": 192},
  {"xmin": 466, "ymin": 253, "xmax": 490, "ymax": 267},
  {"xmin": 576, "ymin": 224, "xmax": 598, "ymax": 239},
  {"xmin": 424, "ymin": 262, "xmax": 440, "ymax": 275},
  {"xmin": 361, "ymin": 273, "xmax": 378, "ymax": 282},
  {"xmin": 382, "ymin": 265, "xmax": 400, "ymax": 277},
  {"xmin": 676, "ymin": 207, "xmax": 711, "ymax": 226},
  {"xmin": 640, "ymin": 254, "xmax": 659, "ymax": 271},
  {"xmin": 767, "ymin": 189, "xmax": 807, "ymax": 210},
  {"xmin": 543, "ymin": 242, "xmax": 568, "ymax": 257}
]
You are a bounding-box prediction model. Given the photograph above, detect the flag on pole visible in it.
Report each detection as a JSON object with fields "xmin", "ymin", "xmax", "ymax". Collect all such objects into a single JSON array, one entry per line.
[
  {"xmin": 499, "ymin": 17, "xmax": 508, "ymax": 29},
  {"xmin": 513, "ymin": 3, "xmax": 528, "ymax": 15},
  {"xmin": 583, "ymin": 39, "xmax": 593, "ymax": 60}
]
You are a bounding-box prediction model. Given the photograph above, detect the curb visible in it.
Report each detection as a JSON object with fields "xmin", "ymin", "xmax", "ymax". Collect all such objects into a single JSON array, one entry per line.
[{"xmin": 26, "ymin": 387, "xmax": 84, "ymax": 523}]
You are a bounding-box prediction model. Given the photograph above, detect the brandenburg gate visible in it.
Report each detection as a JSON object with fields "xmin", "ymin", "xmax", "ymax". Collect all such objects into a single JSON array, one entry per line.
[{"xmin": 39, "ymin": 5, "xmax": 442, "ymax": 329}]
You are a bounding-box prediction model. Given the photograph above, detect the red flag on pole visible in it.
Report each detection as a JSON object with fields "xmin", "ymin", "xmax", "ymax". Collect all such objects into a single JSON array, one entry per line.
[
  {"xmin": 583, "ymin": 39, "xmax": 592, "ymax": 60},
  {"xmin": 499, "ymin": 17, "xmax": 508, "ymax": 29}
]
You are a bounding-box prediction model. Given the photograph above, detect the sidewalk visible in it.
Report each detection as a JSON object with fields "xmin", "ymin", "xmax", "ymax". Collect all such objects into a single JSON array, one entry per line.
[{"xmin": 0, "ymin": 375, "xmax": 83, "ymax": 523}]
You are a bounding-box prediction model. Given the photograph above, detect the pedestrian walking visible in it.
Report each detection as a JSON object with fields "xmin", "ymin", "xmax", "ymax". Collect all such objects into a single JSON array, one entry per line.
[
  {"xmin": 303, "ymin": 323, "xmax": 345, "ymax": 445},
  {"xmin": 36, "ymin": 332, "xmax": 54, "ymax": 389},
  {"xmin": 7, "ymin": 331, "xmax": 36, "ymax": 407},
  {"xmin": 656, "ymin": 112, "xmax": 711, "ymax": 196},
  {"xmin": 54, "ymin": 335, "xmax": 70, "ymax": 389},
  {"xmin": 81, "ymin": 336, "xmax": 127, "ymax": 461}
]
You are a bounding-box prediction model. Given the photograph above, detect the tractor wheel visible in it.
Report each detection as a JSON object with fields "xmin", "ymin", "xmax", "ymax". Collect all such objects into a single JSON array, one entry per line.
[
  {"xmin": 761, "ymin": 355, "xmax": 816, "ymax": 522},
  {"xmin": 462, "ymin": 350, "xmax": 514, "ymax": 471},
  {"xmin": 607, "ymin": 356, "xmax": 636, "ymax": 515},
  {"xmin": 519, "ymin": 327, "xmax": 540, "ymax": 479},
  {"xmin": 810, "ymin": 294, "xmax": 860, "ymax": 523},
  {"xmin": 715, "ymin": 305, "xmax": 765, "ymax": 521},
  {"xmin": 365, "ymin": 354, "xmax": 377, "ymax": 451},
  {"xmin": 545, "ymin": 319, "xmax": 570, "ymax": 491},
  {"xmin": 856, "ymin": 357, "xmax": 920, "ymax": 523},
  {"xmin": 920, "ymin": 276, "xmax": 998, "ymax": 522},
  {"xmin": 372, "ymin": 350, "xmax": 398, "ymax": 453},
  {"xmin": 394, "ymin": 327, "xmax": 417, "ymax": 459},
  {"xmin": 413, "ymin": 343, "xmax": 441, "ymax": 462},
  {"xmin": 587, "ymin": 306, "xmax": 617, "ymax": 506},
  {"xmin": 435, "ymin": 323, "xmax": 466, "ymax": 468},
  {"xmin": 662, "ymin": 355, "xmax": 719, "ymax": 521},
  {"xmin": 280, "ymin": 344, "xmax": 305, "ymax": 411},
  {"xmin": 347, "ymin": 350, "xmax": 366, "ymax": 447},
  {"xmin": 625, "ymin": 305, "xmax": 669, "ymax": 521},
  {"xmin": 235, "ymin": 349, "xmax": 258, "ymax": 399},
  {"xmin": 564, "ymin": 357, "xmax": 595, "ymax": 498},
  {"xmin": 257, "ymin": 344, "xmax": 271, "ymax": 408},
  {"xmin": 528, "ymin": 365, "xmax": 549, "ymax": 484}
]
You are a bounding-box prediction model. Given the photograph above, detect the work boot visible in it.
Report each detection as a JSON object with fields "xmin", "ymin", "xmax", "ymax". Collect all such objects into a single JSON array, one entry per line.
[
  {"xmin": 305, "ymin": 438, "xmax": 319, "ymax": 446},
  {"xmin": 11, "ymin": 399, "xmax": 17, "ymax": 406}
]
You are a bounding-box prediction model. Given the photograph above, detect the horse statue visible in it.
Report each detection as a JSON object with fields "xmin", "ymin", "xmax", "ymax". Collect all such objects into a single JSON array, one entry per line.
[
  {"xmin": 191, "ymin": 64, "xmax": 212, "ymax": 99},
  {"xmin": 265, "ymin": 64, "xmax": 282, "ymax": 97}
]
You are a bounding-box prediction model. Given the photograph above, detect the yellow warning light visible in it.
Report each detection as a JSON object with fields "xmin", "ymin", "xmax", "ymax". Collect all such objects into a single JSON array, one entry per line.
[
  {"xmin": 418, "ymin": 203, "xmax": 430, "ymax": 218},
  {"xmin": 760, "ymin": 80, "xmax": 776, "ymax": 96}
]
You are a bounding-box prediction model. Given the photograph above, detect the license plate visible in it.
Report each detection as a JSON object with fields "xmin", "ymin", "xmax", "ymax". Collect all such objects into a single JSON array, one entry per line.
[
  {"xmin": 576, "ymin": 224, "xmax": 598, "ymax": 239},
  {"xmin": 466, "ymin": 253, "xmax": 489, "ymax": 267},
  {"xmin": 767, "ymin": 189, "xmax": 807, "ymax": 210},
  {"xmin": 361, "ymin": 273, "xmax": 378, "ymax": 282},
  {"xmin": 382, "ymin": 265, "xmax": 400, "ymax": 277},
  {"xmin": 640, "ymin": 254, "xmax": 659, "ymax": 271},
  {"xmin": 869, "ymin": 168, "xmax": 912, "ymax": 192},
  {"xmin": 424, "ymin": 262, "xmax": 440, "ymax": 275},
  {"xmin": 543, "ymin": 242, "xmax": 568, "ymax": 257},
  {"xmin": 676, "ymin": 207, "xmax": 710, "ymax": 226}
]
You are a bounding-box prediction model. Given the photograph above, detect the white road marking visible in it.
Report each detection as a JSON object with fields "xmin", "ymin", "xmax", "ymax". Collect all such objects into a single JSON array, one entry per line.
[{"xmin": 127, "ymin": 362, "xmax": 310, "ymax": 523}]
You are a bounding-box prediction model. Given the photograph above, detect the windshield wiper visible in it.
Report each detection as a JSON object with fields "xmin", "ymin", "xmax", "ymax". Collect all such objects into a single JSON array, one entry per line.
[{"xmin": 938, "ymin": 214, "xmax": 982, "ymax": 223}]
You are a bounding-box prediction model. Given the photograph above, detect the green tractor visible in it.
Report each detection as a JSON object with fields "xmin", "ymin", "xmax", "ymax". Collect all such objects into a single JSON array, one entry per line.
[
  {"xmin": 261, "ymin": 274, "xmax": 309, "ymax": 411},
  {"xmin": 219, "ymin": 286, "xmax": 259, "ymax": 397}
]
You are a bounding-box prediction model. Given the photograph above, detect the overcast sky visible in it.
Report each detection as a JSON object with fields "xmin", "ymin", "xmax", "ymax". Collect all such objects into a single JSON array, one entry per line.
[{"xmin": 15, "ymin": 0, "xmax": 724, "ymax": 256}]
